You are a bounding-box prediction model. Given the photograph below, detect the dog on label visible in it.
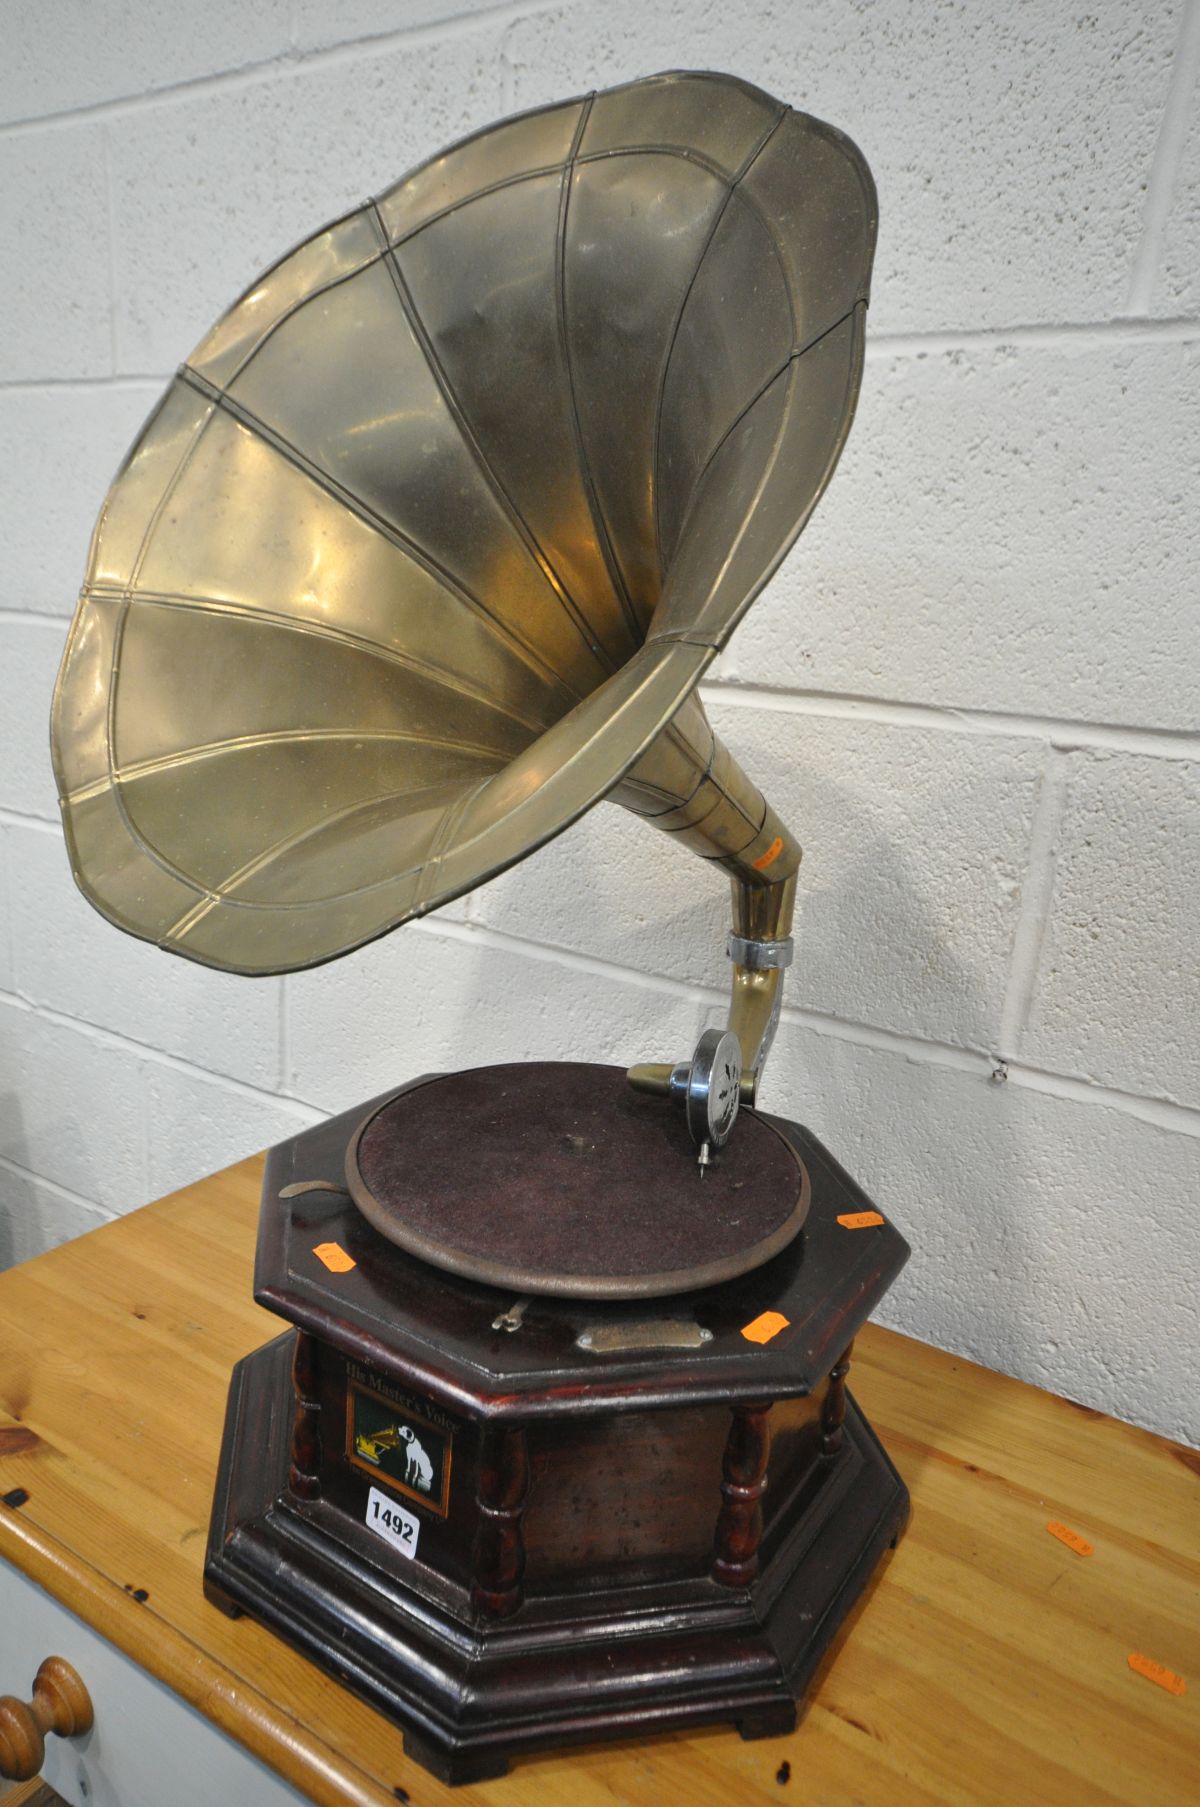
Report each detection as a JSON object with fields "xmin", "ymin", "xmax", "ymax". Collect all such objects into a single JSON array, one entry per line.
[{"xmin": 398, "ymin": 1425, "xmax": 433, "ymax": 1492}]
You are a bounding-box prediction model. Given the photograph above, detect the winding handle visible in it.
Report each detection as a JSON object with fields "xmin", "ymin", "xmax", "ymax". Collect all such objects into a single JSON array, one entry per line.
[{"xmin": 0, "ymin": 1657, "xmax": 94, "ymax": 1781}]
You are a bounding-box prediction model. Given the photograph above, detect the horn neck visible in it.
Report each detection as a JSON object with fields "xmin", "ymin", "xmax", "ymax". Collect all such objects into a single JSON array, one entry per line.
[{"xmin": 614, "ymin": 691, "xmax": 800, "ymax": 1099}]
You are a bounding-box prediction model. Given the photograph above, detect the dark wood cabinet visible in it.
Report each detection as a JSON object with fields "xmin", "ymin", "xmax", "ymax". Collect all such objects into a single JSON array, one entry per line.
[{"xmin": 206, "ymin": 1084, "xmax": 910, "ymax": 1784}]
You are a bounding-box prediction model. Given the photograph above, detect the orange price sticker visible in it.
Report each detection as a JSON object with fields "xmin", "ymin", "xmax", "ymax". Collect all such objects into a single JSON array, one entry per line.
[
  {"xmin": 752, "ymin": 835, "xmax": 785, "ymax": 873},
  {"xmin": 741, "ymin": 1310, "xmax": 790, "ymax": 1346},
  {"xmin": 1127, "ymin": 1652, "xmax": 1186, "ymax": 1696},
  {"xmin": 1046, "ymin": 1520, "xmax": 1093, "ymax": 1557},
  {"xmin": 313, "ymin": 1240, "xmax": 356, "ymax": 1274},
  {"xmin": 837, "ymin": 1210, "xmax": 884, "ymax": 1230}
]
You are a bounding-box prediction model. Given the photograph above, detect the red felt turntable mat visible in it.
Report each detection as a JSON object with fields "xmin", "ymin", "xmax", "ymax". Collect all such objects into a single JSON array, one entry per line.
[{"xmin": 345, "ymin": 1061, "xmax": 809, "ymax": 1298}]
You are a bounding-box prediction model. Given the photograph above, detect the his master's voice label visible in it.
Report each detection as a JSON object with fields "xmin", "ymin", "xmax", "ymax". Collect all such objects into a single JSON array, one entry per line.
[
  {"xmin": 366, "ymin": 1486, "xmax": 420, "ymax": 1558},
  {"xmin": 345, "ymin": 1372, "xmax": 454, "ymax": 1516}
]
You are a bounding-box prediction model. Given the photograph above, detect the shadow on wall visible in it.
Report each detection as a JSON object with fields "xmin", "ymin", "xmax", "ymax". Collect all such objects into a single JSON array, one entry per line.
[
  {"xmin": 0, "ymin": 1077, "xmax": 110, "ymax": 1272},
  {"xmin": 0, "ymin": 1092, "xmax": 31, "ymax": 1268},
  {"xmin": 0, "ymin": 1157, "xmax": 14, "ymax": 1269}
]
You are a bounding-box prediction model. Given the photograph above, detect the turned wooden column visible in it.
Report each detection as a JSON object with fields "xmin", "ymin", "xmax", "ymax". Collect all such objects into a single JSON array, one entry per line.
[
  {"xmin": 472, "ymin": 1424, "xmax": 531, "ymax": 1619},
  {"xmin": 820, "ymin": 1341, "xmax": 855, "ymax": 1458},
  {"xmin": 712, "ymin": 1400, "xmax": 772, "ymax": 1587},
  {"xmin": 288, "ymin": 1330, "xmax": 323, "ymax": 1500}
]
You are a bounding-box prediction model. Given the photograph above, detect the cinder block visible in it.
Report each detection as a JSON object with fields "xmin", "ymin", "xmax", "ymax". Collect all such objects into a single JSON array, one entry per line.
[
  {"xmin": 762, "ymin": 1017, "xmax": 1200, "ymax": 1446},
  {"xmin": 0, "ymin": 1, "xmax": 292, "ymax": 124},
  {"xmin": 0, "ymin": 383, "xmax": 160, "ymax": 615},
  {"xmin": 0, "ymin": 1159, "xmax": 112, "ymax": 1268},
  {"xmin": 145, "ymin": 1062, "xmax": 319, "ymax": 1198},
  {"xmin": 474, "ymin": 706, "xmax": 1043, "ymax": 1052},
  {"xmin": 471, "ymin": 804, "xmax": 727, "ymax": 995},
  {"xmin": 285, "ymin": 921, "xmax": 712, "ymax": 1113},
  {"xmin": 10, "ymin": 825, "xmax": 283, "ymax": 1090},
  {"xmin": 109, "ymin": 28, "xmax": 506, "ymax": 372},
  {"xmin": 504, "ymin": 0, "xmax": 1176, "ymax": 334},
  {"xmin": 1151, "ymin": 63, "xmax": 1199, "ymax": 316},
  {"xmin": 0, "ymin": 618, "xmax": 68, "ymax": 820},
  {"xmin": 732, "ymin": 339, "xmax": 1200, "ymax": 730},
  {"xmin": 715, "ymin": 702, "xmax": 1042, "ymax": 1050},
  {"xmin": 293, "ymin": 0, "xmax": 509, "ymax": 54},
  {"xmin": 0, "ymin": 998, "xmax": 146, "ymax": 1210},
  {"xmin": 0, "ymin": 126, "xmax": 112, "ymax": 380},
  {"xmin": 1019, "ymin": 751, "xmax": 1200, "ymax": 1108}
]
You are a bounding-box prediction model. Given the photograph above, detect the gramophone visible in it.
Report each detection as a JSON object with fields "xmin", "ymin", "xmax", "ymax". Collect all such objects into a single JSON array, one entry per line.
[{"xmin": 51, "ymin": 72, "xmax": 909, "ymax": 1783}]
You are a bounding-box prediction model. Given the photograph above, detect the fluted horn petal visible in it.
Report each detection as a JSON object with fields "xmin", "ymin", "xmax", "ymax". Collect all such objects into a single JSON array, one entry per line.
[{"xmin": 52, "ymin": 70, "xmax": 876, "ymax": 976}]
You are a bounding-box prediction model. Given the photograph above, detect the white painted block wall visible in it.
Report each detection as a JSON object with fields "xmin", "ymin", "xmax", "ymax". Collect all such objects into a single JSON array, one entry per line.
[{"xmin": 1, "ymin": 0, "xmax": 1196, "ymax": 1445}]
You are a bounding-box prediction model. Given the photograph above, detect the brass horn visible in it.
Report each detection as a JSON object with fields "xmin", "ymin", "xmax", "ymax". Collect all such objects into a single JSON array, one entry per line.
[{"xmin": 51, "ymin": 70, "xmax": 876, "ymax": 1104}]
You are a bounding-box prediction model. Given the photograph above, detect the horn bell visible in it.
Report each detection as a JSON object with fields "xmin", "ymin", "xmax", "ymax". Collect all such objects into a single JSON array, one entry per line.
[{"xmin": 52, "ymin": 71, "xmax": 877, "ymax": 981}]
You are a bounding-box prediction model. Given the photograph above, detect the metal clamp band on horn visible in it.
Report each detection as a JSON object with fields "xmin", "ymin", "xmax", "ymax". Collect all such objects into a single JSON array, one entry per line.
[{"xmin": 726, "ymin": 934, "xmax": 794, "ymax": 971}]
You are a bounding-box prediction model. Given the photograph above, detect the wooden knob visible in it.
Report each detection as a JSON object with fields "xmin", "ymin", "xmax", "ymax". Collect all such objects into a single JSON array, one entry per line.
[{"xmin": 0, "ymin": 1657, "xmax": 93, "ymax": 1781}]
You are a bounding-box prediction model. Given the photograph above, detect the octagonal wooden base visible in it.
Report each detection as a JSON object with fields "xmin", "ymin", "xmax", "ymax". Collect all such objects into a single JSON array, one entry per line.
[
  {"xmin": 208, "ymin": 1335, "xmax": 907, "ymax": 1784},
  {"xmin": 204, "ymin": 1072, "xmax": 911, "ymax": 1785}
]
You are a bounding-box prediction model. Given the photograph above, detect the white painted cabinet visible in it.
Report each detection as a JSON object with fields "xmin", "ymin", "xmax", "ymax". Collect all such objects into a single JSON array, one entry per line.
[{"xmin": 0, "ymin": 1563, "xmax": 309, "ymax": 1807}]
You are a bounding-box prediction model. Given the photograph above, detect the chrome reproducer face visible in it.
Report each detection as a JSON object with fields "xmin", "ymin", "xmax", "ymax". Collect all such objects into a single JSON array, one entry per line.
[{"xmin": 684, "ymin": 1028, "xmax": 743, "ymax": 1151}]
